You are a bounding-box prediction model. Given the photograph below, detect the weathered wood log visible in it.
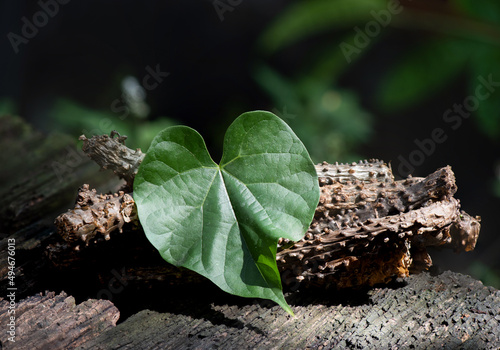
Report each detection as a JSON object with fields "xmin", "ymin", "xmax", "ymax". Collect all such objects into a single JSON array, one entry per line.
[
  {"xmin": 0, "ymin": 291, "xmax": 119, "ymax": 350},
  {"xmin": 77, "ymin": 271, "xmax": 500, "ymax": 349},
  {"xmin": 53, "ymin": 133, "xmax": 481, "ymax": 289},
  {"xmin": 2, "ymin": 271, "xmax": 499, "ymax": 349}
]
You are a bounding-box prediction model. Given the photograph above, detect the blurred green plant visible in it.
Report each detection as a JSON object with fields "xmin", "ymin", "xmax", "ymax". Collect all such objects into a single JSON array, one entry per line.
[
  {"xmin": 0, "ymin": 97, "xmax": 17, "ymax": 116},
  {"xmin": 258, "ymin": 0, "xmax": 387, "ymax": 55},
  {"xmin": 258, "ymin": 0, "xmax": 500, "ymax": 139},
  {"xmin": 0, "ymin": 73, "xmax": 176, "ymax": 152},
  {"xmin": 468, "ymin": 261, "xmax": 500, "ymax": 289},
  {"xmin": 254, "ymin": 65, "xmax": 372, "ymax": 163},
  {"xmin": 48, "ymin": 98, "xmax": 176, "ymax": 151},
  {"xmin": 254, "ymin": 0, "xmax": 403, "ymax": 163}
]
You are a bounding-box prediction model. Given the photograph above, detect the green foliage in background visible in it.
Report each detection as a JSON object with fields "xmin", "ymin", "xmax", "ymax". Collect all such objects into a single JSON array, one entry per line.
[
  {"xmin": 255, "ymin": 1, "xmax": 381, "ymax": 163},
  {"xmin": 254, "ymin": 0, "xmax": 401, "ymax": 163},
  {"xmin": 134, "ymin": 111, "xmax": 320, "ymax": 314},
  {"xmin": 0, "ymin": 97, "xmax": 17, "ymax": 116},
  {"xmin": 48, "ymin": 99, "xmax": 176, "ymax": 151},
  {"xmin": 258, "ymin": 0, "xmax": 387, "ymax": 54},
  {"xmin": 258, "ymin": 0, "xmax": 500, "ymax": 139},
  {"xmin": 468, "ymin": 261, "xmax": 500, "ymax": 289},
  {"xmin": 255, "ymin": 65, "xmax": 372, "ymax": 163}
]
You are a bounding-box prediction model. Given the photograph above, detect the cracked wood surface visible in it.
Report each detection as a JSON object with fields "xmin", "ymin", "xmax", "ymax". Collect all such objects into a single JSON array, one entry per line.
[
  {"xmin": 77, "ymin": 271, "xmax": 500, "ymax": 350},
  {"xmin": 0, "ymin": 291, "xmax": 119, "ymax": 350}
]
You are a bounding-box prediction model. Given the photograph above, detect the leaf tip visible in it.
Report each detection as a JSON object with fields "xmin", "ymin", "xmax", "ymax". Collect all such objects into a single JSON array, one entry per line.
[{"xmin": 277, "ymin": 299, "xmax": 295, "ymax": 316}]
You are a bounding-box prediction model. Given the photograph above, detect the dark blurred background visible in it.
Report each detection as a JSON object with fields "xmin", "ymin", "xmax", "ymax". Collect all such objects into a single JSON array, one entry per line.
[{"xmin": 1, "ymin": 0, "xmax": 499, "ymax": 287}]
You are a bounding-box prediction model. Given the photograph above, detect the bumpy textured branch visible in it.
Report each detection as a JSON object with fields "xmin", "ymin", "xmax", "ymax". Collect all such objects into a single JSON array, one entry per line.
[
  {"xmin": 56, "ymin": 132, "xmax": 145, "ymax": 247},
  {"xmin": 278, "ymin": 197, "xmax": 477, "ymax": 289},
  {"xmin": 276, "ymin": 162, "xmax": 480, "ymax": 289},
  {"xmin": 54, "ymin": 133, "xmax": 481, "ymax": 289},
  {"xmin": 55, "ymin": 184, "xmax": 137, "ymax": 245},
  {"xmin": 79, "ymin": 131, "xmax": 144, "ymax": 187}
]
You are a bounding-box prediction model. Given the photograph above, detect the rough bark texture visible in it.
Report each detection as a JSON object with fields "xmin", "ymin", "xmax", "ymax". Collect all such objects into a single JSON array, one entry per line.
[
  {"xmin": 54, "ymin": 184, "xmax": 137, "ymax": 244},
  {"xmin": 278, "ymin": 164, "xmax": 481, "ymax": 289},
  {"xmin": 0, "ymin": 291, "xmax": 119, "ymax": 350},
  {"xmin": 77, "ymin": 271, "xmax": 500, "ymax": 349},
  {"xmin": 79, "ymin": 131, "xmax": 143, "ymax": 188}
]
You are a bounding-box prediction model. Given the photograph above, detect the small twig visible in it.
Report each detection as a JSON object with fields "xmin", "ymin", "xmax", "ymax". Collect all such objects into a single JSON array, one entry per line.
[{"xmin": 79, "ymin": 131, "xmax": 144, "ymax": 188}]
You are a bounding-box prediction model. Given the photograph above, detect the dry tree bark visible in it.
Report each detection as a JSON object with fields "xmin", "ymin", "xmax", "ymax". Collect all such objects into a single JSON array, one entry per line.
[
  {"xmin": 79, "ymin": 131, "xmax": 143, "ymax": 188},
  {"xmin": 55, "ymin": 184, "xmax": 136, "ymax": 244},
  {"xmin": 278, "ymin": 163, "xmax": 481, "ymax": 289},
  {"xmin": 53, "ymin": 132, "xmax": 481, "ymax": 289}
]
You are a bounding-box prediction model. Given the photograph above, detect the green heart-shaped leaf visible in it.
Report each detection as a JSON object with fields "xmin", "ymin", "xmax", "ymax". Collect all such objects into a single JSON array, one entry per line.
[{"xmin": 133, "ymin": 111, "xmax": 320, "ymax": 314}]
